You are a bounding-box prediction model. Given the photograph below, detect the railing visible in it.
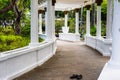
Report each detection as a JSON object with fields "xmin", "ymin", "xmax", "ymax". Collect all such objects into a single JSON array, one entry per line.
[
  {"xmin": 85, "ymin": 35, "xmax": 112, "ymax": 56},
  {"xmin": 0, "ymin": 40, "xmax": 57, "ymax": 80}
]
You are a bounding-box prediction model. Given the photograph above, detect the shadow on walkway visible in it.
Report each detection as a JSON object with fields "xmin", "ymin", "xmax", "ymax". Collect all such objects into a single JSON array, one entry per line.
[{"xmin": 14, "ymin": 40, "xmax": 109, "ymax": 80}]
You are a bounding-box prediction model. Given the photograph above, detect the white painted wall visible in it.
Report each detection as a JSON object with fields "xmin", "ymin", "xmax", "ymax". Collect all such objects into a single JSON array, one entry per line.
[
  {"xmin": 59, "ymin": 33, "xmax": 80, "ymax": 42},
  {"xmin": 85, "ymin": 35, "xmax": 111, "ymax": 56},
  {"xmin": 0, "ymin": 40, "xmax": 57, "ymax": 80}
]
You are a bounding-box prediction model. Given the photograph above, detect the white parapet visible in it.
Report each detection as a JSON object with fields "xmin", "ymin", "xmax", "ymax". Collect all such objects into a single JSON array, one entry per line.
[
  {"xmin": 85, "ymin": 35, "xmax": 112, "ymax": 56},
  {"xmin": 0, "ymin": 40, "xmax": 57, "ymax": 80},
  {"xmin": 59, "ymin": 33, "xmax": 80, "ymax": 42},
  {"xmin": 39, "ymin": 33, "xmax": 46, "ymax": 40}
]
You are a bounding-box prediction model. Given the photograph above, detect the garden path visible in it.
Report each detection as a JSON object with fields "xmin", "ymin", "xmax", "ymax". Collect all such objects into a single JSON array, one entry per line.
[{"xmin": 14, "ymin": 40, "xmax": 109, "ymax": 80}]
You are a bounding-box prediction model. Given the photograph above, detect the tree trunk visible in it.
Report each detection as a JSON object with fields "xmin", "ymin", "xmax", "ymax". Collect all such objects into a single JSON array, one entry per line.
[
  {"xmin": 15, "ymin": 16, "xmax": 21, "ymax": 35},
  {"xmin": 91, "ymin": 3, "xmax": 96, "ymax": 27},
  {"xmin": 13, "ymin": 3, "xmax": 22, "ymax": 35}
]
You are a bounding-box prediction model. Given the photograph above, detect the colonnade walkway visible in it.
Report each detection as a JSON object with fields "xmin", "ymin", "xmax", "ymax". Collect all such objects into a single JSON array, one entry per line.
[{"xmin": 14, "ymin": 40, "xmax": 109, "ymax": 80}]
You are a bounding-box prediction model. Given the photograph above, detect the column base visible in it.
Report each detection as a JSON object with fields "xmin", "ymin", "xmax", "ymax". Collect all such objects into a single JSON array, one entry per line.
[
  {"xmin": 104, "ymin": 38, "xmax": 112, "ymax": 43},
  {"xmin": 96, "ymin": 36, "xmax": 103, "ymax": 39},
  {"xmin": 29, "ymin": 42, "xmax": 40, "ymax": 47},
  {"xmin": 85, "ymin": 34, "xmax": 91, "ymax": 36},
  {"xmin": 75, "ymin": 33, "xmax": 80, "ymax": 35},
  {"xmin": 39, "ymin": 33, "xmax": 43, "ymax": 34},
  {"xmin": 45, "ymin": 39, "xmax": 55, "ymax": 43},
  {"xmin": 98, "ymin": 63, "xmax": 120, "ymax": 80}
]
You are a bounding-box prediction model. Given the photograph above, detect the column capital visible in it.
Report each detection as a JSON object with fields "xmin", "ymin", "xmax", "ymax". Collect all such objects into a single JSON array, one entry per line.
[
  {"xmin": 95, "ymin": 0, "xmax": 103, "ymax": 6},
  {"xmin": 75, "ymin": 8, "xmax": 80, "ymax": 13},
  {"xmin": 64, "ymin": 11, "xmax": 69, "ymax": 14},
  {"xmin": 52, "ymin": 0, "xmax": 56, "ymax": 6},
  {"xmin": 38, "ymin": 10, "xmax": 44, "ymax": 14},
  {"xmin": 86, "ymin": 5, "xmax": 91, "ymax": 10},
  {"xmin": 75, "ymin": 9, "xmax": 79, "ymax": 34}
]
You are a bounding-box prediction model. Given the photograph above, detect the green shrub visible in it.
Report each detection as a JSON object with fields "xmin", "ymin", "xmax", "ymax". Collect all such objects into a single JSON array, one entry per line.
[
  {"xmin": 2, "ymin": 27, "xmax": 15, "ymax": 35},
  {"xmin": 0, "ymin": 35, "xmax": 30, "ymax": 52},
  {"xmin": 0, "ymin": 26, "xmax": 3, "ymax": 32},
  {"xmin": 0, "ymin": 34, "xmax": 45, "ymax": 52},
  {"xmin": 101, "ymin": 21, "xmax": 106, "ymax": 36},
  {"xmin": 21, "ymin": 17, "xmax": 30, "ymax": 37},
  {"xmin": 21, "ymin": 25, "xmax": 30, "ymax": 37},
  {"xmin": 55, "ymin": 19, "xmax": 64, "ymax": 36},
  {"xmin": 79, "ymin": 24, "xmax": 86, "ymax": 39},
  {"xmin": 68, "ymin": 18, "xmax": 75, "ymax": 33},
  {"xmin": 0, "ymin": 27, "xmax": 15, "ymax": 35},
  {"xmin": 39, "ymin": 37, "xmax": 44, "ymax": 42},
  {"xmin": 90, "ymin": 25, "xmax": 96, "ymax": 36}
]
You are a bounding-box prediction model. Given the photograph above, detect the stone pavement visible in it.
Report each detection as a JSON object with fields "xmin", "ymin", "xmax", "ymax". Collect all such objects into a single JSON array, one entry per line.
[{"xmin": 14, "ymin": 40, "xmax": 109, "ymax": 80}]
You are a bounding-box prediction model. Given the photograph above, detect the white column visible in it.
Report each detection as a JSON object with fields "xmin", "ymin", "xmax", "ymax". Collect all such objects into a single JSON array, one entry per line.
[
  {"xmin": 106, "ymin": 0, "xmax": 113, "ymax": 39},
  {"xmin": 29, "ymin": 0, "xmax": 39, "ymax": 46},
  {"xmin": 86, "ymin": 10, "xmax": 90, "ymax": 36},
  {"xmin": 46, "ymin": 0, "xmax": 54, "ymax": 41},
  {"xmin": 45, "ymin": 11, "xmax": 47, "ymax": 34},
  {"xmin": 52, "ymin": 6, "xmax": 55, "ymax": 39},
  {"xmin": 39, "ymin": 13, "xmax": 42, "ymax": 34},
  {"xmin": 98, "ymin": 1, "xmax": 120, "ymax": 80},
  {"xmin": 75, "ymin": 12, "xmax": 79, "ymax": 34},
  {"xmin": 96, "ymin": 6, "xmax": 101, "ymax": 38},
  {"xmin": 81, "ymin": 7, "xmax": 83, "ymax": 24},
  {"xmin": 109, "ymin": 0, "xmax": 120, "ymax": 68},
  {"xmin": 65, "ymin": 13, "xmax": 68, "ymax": 27}
]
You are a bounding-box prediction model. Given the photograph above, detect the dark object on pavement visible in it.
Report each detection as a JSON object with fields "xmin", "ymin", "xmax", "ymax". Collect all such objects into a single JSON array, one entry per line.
[{"xmin": 70, "ymin": 74, "xmax": 83, "ymax": 80}]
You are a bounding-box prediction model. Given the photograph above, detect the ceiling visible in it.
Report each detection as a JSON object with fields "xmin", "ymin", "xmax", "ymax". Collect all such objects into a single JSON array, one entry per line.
[{"xmin": 39, "ymin": 0, "xmax": 95, "ymax": 11}]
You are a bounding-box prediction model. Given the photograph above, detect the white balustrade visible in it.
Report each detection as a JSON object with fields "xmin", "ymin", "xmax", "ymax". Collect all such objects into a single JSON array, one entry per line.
[
  {"xmin": 85, "ymin": 36, "xmax": 111, "ymax": 56},
  {"xmin": 0, "ymin": 40, "xmax": 57, "ymax": 80}
]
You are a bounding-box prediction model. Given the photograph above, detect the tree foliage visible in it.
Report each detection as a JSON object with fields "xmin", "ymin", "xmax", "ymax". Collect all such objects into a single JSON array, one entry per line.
[
  {"xmin": 101, "ymin": 0, "xmax": 107, "ymax": 21},
  {"xmin": 0, "ymin": 0, "xmax": 30, "ymax": 35}
]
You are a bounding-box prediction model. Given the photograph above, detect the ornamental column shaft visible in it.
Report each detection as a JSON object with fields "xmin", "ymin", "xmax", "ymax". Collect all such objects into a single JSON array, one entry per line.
[
  {"xmin": 86, "ymin": 5, "xmax": 91, "ymax": 36},
  {"xmin": 96, "ymin": 0, "xmax": 103, "ymax": 38},
  {"xmin": 30, "ymin": 0, "xmax": 39, "ymax": 46},
  {"xmin": 51, "ymin": 0, "xmax": 56, "ymax": 39},
  {"xmin": 45, "ymin": 8, "xmax": 47, "ymax": 35},
  {"xmin": 52, "ymin": 6, "xmax": 55, "ymax": 39},
  {"xmin": 86, "ymin": 10, "xmax": 90, "ymax": 36},
  {"xmin": 64, "ymin": 11, "xmax": 68, "ymax": 28},
  {"xmin": 46, "ymin": 0, "xmax": 53, "ymax": 41},
  {"xmin": 75, "ymin": 9, "xmax": 79, "ymax": 34},
  {"xmin": 96, "ymin": 6, "xmax": 101, "ymax": 38},
  {"xmin": 81, "ymin": 7, "xmax": 83, "ymax": 24},
  {"xmin": 98, "ymin": 1, "xmax": 120, "ymax": 80},
  {"xmin": 46, "ymin": 0, "xmax": 55, "ymax": 41},
  {"xmin": 39, "ymin": 13, "xmax": 42, "ymax": 34},
  {"xmin": 106, "ymin": 0, "xmax": 113, "ymax": 39}
]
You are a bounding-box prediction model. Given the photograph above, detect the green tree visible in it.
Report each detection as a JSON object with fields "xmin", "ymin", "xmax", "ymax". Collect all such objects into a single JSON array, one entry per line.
[
  {"xmin": 0, "ymin": 0, "xmax": 30, "ymax": 35},
  {"xmin": 101, "ymin": 0, "xmax": 107, "ymax": 21}
]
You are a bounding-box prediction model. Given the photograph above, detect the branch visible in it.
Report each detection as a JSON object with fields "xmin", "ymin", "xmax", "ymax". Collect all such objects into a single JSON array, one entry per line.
[{"xmin": 0, "ymin": 0, "xmax": 17, "ymax": 14}]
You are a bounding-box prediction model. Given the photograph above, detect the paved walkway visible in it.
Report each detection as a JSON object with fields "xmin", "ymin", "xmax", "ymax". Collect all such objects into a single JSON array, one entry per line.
[{"xmin": 14, "ymin": 40, "xmax": 109, "ymax": 80}]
